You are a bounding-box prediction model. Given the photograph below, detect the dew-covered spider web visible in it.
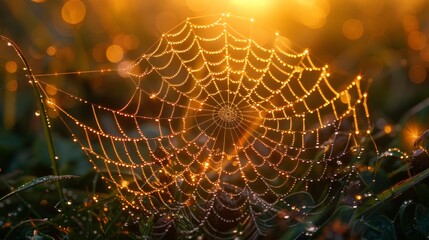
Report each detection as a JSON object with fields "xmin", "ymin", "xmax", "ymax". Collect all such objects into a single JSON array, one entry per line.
[{"xmin": 3, "ymin": 14, "xmax": 372, "ymax": 239}]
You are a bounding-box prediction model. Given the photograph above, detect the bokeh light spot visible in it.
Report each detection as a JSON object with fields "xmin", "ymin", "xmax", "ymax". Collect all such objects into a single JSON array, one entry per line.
[
  {"xmin": 113, "ymin": 34, "xmax": 140, "ymax": 50},
  {"xmin": 48, "ymin": 108, "xmax": 59, "ymax": 118},
  {"xmin": 46, "ymin": 46, "xmax": 57, "ymax": 56},
  {"xmin": 408, "ymin": 31, "xmax": 427, "ymax": 50},
  {"xmin": 122, "ymin": 35, "xmax": 140, "ymax": 50},
  {"xmin": 402, "ymin": 15, "xmax": 419, "ymax": 33},
  {"xmin": 340, "ymin": 92, "xmax": 350, "ymax": 104},
  {"xmin": 409, "ymin": 64, "xmax": 427, "ymax": 84},
  {"xmin": 6, "ymin": 79, "xmax": 18, "ymax": 92},
  {"xmin": 106, "ymin": 44, "xmax": 124, "ymax": 63},
  {"xmin": 61, "ymin": 0, "xmax": 86, "ymax": 25},
  {"xmin": 421, "ymin": 46, "xmax": 429, "ymax": 62},
  {"xmin": 46, "ymin": 85, "xmax": 58, "ymax": 96},
  {"xmin": 384, "ymin": 124, "xmax": 392, "ymax": 134},
  {"xmin": 5, "ymin": 61, "xmax": 18, "ymax": 73},
  {"xmin": 343, "ymin": 19, "xmax": 364, "ymax": 40},
  {"xmin": 294, "ymin": 0, "xmax": 330, "ymax": 29}
]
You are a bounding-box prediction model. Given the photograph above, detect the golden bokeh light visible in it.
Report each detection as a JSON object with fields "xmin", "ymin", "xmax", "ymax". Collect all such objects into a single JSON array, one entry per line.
[
  {"xmin": 343, "ymin": 19, "xmax": 364, "ymax": 40},
  {"xmin": 61, "ymin": 0, "xmax": 86, "ymax": 25},
  {"xmin": 407, "ymin": 31, "xmax": 427, "ymax": 50},
  {"xmin": 402, "ymin": 15, "xmax": 419, "ymax": 33},
  {"xmin": 5, "ymin": 61, "xmax": 18, "ymax": 73},
  {"xmin": 106, "ymin": 44, "xmax": 124, "ymax": 63},
  {"xmin": 340, "ymin": 92, "xmax": 350, "ymax": 104},
  {"xmin": 121, "ymin": 180, "xmax": 130, "ymax": 188},
  {"xmin": 114, "ymin": 34, "xmax": 140, "ymax": 50},
  {"xmin": 48, "ymin": 108, "xmax": 59, "ymax": 118},
  {"xmin": 294, "ymin": 0, "xmax": 330, "ymax": 29},
  {"xmin": 46, "ymin": 85, "xmax": 58, "ymax": 96},
  {"xmin": 384, "ymin": 124, "xmax": 393, "ymax": 134},
  {"xmin": 118, "ymin": 60, "xmax": 133, "ymax": 78},
  {"xmin": 409, "ymin": 64, "xmax": 427, "ymax": 84},
  {"xmin": 46, "ymin": 46, "xmax": 57, "ymax": 56},
  {"xmin": 421, "ymin": 46, "xmax": 429, "ymax": 62},
  {"xmin": 6, "ymin": 79, "xmax": 18, "ymax": 92}
]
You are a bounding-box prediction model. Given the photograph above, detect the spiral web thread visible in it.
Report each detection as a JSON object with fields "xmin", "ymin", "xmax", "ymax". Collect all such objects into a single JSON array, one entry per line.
[{"xmin": 28, "ymin": 14, "xmax": 370, "ymax": 238}]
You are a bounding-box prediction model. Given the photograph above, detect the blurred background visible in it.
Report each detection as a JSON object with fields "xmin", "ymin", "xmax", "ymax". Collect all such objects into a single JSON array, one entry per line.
[{"xmin": 0, "ymin": 0, "xmax": 428, "ymax": 194}]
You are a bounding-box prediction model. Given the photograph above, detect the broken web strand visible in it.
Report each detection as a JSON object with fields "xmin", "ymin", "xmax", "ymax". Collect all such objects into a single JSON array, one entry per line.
[{"xmin": 4, "ymin": 14, "xmax": 372, "ymax": 239}]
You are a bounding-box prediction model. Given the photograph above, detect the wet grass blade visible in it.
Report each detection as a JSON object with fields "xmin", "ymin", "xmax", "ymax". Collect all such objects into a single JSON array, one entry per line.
[
  {"xmin": 354, "ymin": 166, "xmax": 429, "ymax": 220},
  {"xmin": 0, "ymin": 175, "xmax": 78, "ymax": 202}
]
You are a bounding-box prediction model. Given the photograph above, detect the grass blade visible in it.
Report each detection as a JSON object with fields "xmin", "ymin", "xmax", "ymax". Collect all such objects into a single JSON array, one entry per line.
[
  {"xmin": 354, "ymin": 166, "xmax": 429, "ymax": 220},
  {"xmin": 0, "ymin": 175, "xmax": 78, "ymax": 202}
]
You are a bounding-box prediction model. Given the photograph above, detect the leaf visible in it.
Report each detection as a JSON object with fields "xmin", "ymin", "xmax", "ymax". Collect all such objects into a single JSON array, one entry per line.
[
  {"xmin": 398, "ymin": 201, "xmax": 418, "ymax": 238},
  {"xmin": 0, "ymin": 175, "xmax": 78, "ymax": 202},
  {"xmin": 353, "ymin": 215, "xmax": 396, "ymax": 240},
  {"xmin": 415, "ymin": 183, "xmax": 429, "ymax": 207}
]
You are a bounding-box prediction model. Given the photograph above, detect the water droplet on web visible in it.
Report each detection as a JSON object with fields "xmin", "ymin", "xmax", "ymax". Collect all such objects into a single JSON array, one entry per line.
[{"xmin": 35, "ymin": 111, "xmax": 40, "ymax": 117}]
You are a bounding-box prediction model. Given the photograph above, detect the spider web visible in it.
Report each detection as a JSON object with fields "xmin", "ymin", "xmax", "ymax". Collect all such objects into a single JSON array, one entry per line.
[{"xmin": 25, "ymin": 14, "xmax": 370, "ymax": 239}]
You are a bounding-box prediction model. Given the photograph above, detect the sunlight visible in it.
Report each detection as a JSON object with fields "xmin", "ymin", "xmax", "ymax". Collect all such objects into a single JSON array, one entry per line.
[
  {"xmin": 230, "ymin": 0, "xmax": 269, "ymax": 8},
  {"xmin": 403, "ymin": 120, "xmax": 423, "ymax": 149}
]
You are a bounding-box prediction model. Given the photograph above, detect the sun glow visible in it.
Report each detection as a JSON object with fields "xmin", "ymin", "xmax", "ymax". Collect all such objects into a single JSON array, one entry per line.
[
  {"xmin": 403, "ymin": 121, "xmax": 424, "ymax": 149},
  {"xmin": 231, "ymin": 0, "xmax": 269, "ymax": 8}
]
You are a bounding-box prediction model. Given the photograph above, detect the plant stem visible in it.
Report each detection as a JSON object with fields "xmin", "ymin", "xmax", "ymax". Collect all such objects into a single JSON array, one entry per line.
[
  {"xmin": 31, "ymin": 80, "xmax": 66, "ymax": 208},
  {"xmin": 1, "ymin": 35, "xmax": 66, "ymax": 209}
]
